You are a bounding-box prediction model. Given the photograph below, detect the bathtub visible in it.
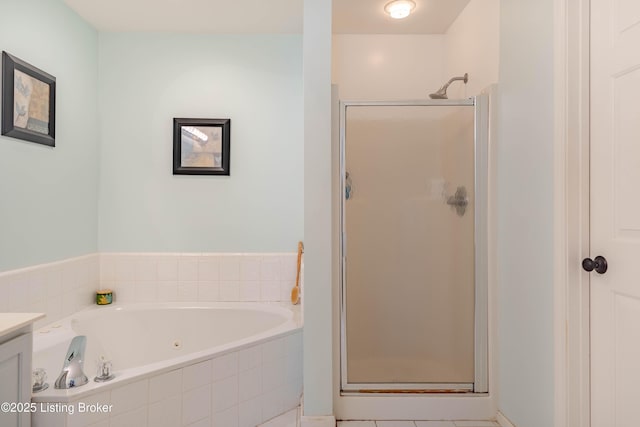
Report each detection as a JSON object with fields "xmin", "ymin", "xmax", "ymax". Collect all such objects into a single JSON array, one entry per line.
[{"xmin": 31, "ymin": 302, "xmax": 303, "ymax": 427}]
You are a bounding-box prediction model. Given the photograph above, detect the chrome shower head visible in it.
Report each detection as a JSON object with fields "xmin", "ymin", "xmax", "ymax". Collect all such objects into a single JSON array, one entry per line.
[{"xmin": 429, "ymin": 73, "xmax": 469, "ymax": 99}]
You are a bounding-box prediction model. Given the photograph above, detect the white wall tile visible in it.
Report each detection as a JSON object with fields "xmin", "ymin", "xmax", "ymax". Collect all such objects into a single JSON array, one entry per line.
[
  {"xmin": 157, "ymin": 282, "xmax": 178, "ymax": 302},
  {"xmin": 8, "ymin": 277, "xmax": 29, "ymax": 310},
  {"xmin": 240, "ymin": 256, "xmax": 261, "ymax": 281},
  {"xmin": 132, "ymin": 282, "xmax": 156, "ymax": 302},
  {"xmin": 262, "ymin": 358, "xmax": 285, "ymax": 392},
  {"xmin": 67, "ymin": 390, "xmax": 111, "ymax": 427},
  {"xmin": 135, "ymin": 257, "xmax": 157, "ymax": 281},
  {"xmin": 182, "ymin": 384, "xmax": 212, "ymax": 426},
  {"xmin": 261, "ymin": 388, "xmax": 285, "ymax": 422},
  {"xmin": 29, "ymin": 272, "xmax": 47, "ymax": 304},
  {"xmin": 262, "ymin": 338, "xmax": 286, "ymax": 363},
  {"xmin": 285, "ymin": 333, "xmax": 303, "ymax": 356},
  {"xmin": 219, "ymin": 281, "xmax": 240, "ymax": 301},
  {"xmin": 112, "ymin": 283, "xmax": 134, "ymax": 304},
  {"xmin": 238, "ymin": 396, "xmax": 262, "ymax": 427},
  {"xmin": 177, "ymin": 282, "xmax": 198, "ymax": 302},
  {"xmin": 62, "ymin": 265, "xmax": 79, "ymax": 293},
  {"xmin": 149, "ymin": 369, "xmax": 182, "ymax": 403},
  {"xmin": 45, "ymin": 411, "xmax": 71, "ymax": 427},
  {"xmin": 100, "ymin": 255, "xmax": 116, "ymax": 282},
  {"xmin": 46, "ymin": 268, "xmax": 63, "ymax": 297},
  {"xmin": 239, "ymin": 282, "xmax": 260, "ymax": 301},
  {"xmin": 115, "ymin": 257, "xmax": 136, "ymax": 282},
  {"xmin": 110, "ymin": 379, "xmax": 149, "ymax": 416},
  {"xmin": 183, "ymin": 359, "xmax": 212, "ymax": 391},
  {"xmin": 220, "ymin": 256, "xmax": 241, "ymax": 281},
  {"xmin": 61, "ymin": 291, "xmax": 80, "ymax": 317},
  {"xmin": 238, "ymin": 346, "xmax": 261, "ymax": 372},
  {"xmin": 179, "ymin": 258, "xmax": 199, "ymax": 281},
  {"xmin": 157, "ymin": 256, "xmax": 179, "ymax": 281},
  {"xmin": 212, "ymin": 405, "xmax": 238, "ymax": 427},
  {"xmin": 45, "ymin": 296, "xmax": 63, "ymax": 323},
  {"xmin": 282, "ymin": 379, "xmax": 302, "ymax": 411},
  {"xmin": 198, "ymin": 282, "xmax": 220, "ymax": 302},
  {"xmin": 212, "ymin": 352, "xmax": 238, "ymax": 382},
  {"xmin": 279, "ymin": 255, "xmax": 297, "ymax": 282},
  {"xmin": 260, "ymin": 256, "xmax": 281, "ymax": 281},
  {"xmin": 0, "ymin": 255, "xmax": 98, "ymax": 314},
  {"xmin": 109, "ymin": 407, "xmax": 147, "ymax": 427},
  {"xmin": 212, "ymin": 375, "xmax": 238, "ymax": 413},
  {"xmin": 239, "ymin": 366, "xmax": 262, "ymax": 402},
  {"xmin": 78, "ymin": 261, "xmax": 92, "ymax": 288},
  {"xmin": 260, "ymin": 281, "xmax": 281, "ymax": 302},
  {"xmin": 199, "ymin": 256, "xmax": 220, "ymax": 281},
  {"xmin": 148, "ymin": 395, "xmax": 182, "ymax": 427}
]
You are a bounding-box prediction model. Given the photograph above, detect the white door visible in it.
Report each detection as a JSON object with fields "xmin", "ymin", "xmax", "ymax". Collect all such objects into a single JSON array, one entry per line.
[{"xmin": 590, "ymin": 0, "xmax": 640, "ymax": 425}]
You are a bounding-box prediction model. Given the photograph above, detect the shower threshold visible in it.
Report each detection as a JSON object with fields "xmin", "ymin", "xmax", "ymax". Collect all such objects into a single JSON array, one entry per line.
[{"xmin": 341, "ymin": 383, "xmax": 477, "ymax": 395}]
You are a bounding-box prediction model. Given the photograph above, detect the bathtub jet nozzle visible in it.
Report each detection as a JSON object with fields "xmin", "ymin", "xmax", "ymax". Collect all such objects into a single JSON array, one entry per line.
[{"xmin": 54, "ymin": 335, "xmax": 89, "ymax": 389}]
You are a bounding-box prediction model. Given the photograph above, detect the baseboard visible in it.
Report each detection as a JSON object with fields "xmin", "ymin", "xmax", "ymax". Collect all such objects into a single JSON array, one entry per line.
[
  {"xmin": 496, "ymin": 411, "xmax": 516, "ymax": 427},
  {"xmin": 300, "ymin": 415, "xmax": 336, "ymax": 427}
]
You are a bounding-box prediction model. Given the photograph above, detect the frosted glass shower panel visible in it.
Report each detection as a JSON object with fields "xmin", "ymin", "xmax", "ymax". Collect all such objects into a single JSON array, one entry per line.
[{"xmin": 344, "ymin": 105, "xmax": 476, "ymax": 386}]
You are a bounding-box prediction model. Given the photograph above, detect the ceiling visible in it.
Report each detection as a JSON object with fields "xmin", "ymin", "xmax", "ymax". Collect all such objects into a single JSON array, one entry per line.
[
  {"xmin": 64, "ymin": 0, "xmax": 470, "ymax": 34},
  {"xmin": 63, "ymin": 0, "xmax": 303, "ymax": 33},
  {"xmin": 333, "ymin": 0, "xmax": 471, "ymax": 34}
]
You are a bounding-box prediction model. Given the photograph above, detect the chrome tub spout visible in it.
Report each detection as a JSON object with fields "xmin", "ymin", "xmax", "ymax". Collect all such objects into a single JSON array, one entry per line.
[{"xmin": 54, "ymin": 336, "xmax": 89, "ymax": 389}]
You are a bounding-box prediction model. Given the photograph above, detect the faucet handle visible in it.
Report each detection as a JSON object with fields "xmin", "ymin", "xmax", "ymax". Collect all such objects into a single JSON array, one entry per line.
[
  {"xmin": 32, "ymin": 368, "xmax": 49, "ymax": 393},
  {"xmin": 94, "ymin": 357, "xmax": 115, "ymax": 382}
]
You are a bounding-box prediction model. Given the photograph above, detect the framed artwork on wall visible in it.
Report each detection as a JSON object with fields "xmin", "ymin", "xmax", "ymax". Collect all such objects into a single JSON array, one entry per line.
[
  {"xmin": 173, "ymin": 118, "xmax": 231, "ymax": 175},
  {"xmin": 1, "ymin": 51, "xmax": 56, "ymax": 147}
]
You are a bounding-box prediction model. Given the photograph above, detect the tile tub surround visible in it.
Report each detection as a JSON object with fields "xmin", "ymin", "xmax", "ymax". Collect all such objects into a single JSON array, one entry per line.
[
  {"xmin": 100, "ymin": 253, "xmax": 302, "ymax": 304},
  {"xmin": 0, "ymin": 254, "xmax": 99, "ymax": 328},
  {"xmin": 32, "ymin": 330, "xmax": 303, "ymax": 427}
]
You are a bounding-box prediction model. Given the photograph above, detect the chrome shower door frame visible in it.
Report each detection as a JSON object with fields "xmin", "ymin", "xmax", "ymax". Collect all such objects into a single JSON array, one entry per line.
[{"xmin": 339, "ymin": 96, "xmax": 489, "ymax": 394}]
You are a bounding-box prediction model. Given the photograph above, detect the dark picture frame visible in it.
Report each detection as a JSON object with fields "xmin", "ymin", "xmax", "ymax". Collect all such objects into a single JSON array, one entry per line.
[
  {"xmin": 1, "ymin": 51, "xmax": 56, "ymax": 147},
  {"xmin": 173, "ymin": 118, "xmax": 231, "ymax": 175}
]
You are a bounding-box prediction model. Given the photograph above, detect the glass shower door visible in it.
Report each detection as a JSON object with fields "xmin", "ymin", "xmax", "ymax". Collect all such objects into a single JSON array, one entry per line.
[{"xmin": 340, "ymin": 99, "xmax": 487, "ymax": 392}]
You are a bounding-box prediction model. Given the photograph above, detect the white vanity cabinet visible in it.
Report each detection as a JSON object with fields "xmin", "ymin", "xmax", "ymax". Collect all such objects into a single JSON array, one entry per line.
[{"xmin": 0, "ymin": 314, "xmax": 45, "ymax": 427}]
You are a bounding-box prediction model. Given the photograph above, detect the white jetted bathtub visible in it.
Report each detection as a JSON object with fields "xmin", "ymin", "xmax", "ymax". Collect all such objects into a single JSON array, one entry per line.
[{"xmin": 31, "ymin": 302, "xmax": 303, "ymax": 427}]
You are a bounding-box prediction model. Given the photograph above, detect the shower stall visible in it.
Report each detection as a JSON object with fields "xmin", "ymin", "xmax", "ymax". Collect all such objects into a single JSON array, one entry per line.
[{"xmin": 339, "ymin": 95, "xmax": 489, "ymax": 394}]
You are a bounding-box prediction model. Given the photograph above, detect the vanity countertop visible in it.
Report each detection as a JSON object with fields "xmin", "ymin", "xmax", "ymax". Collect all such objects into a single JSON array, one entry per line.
[{"xmin": 0, "ymin": 313, "xmax": 45, "ymax": 337}]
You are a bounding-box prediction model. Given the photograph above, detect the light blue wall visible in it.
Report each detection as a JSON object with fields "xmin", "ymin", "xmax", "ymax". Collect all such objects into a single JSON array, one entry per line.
[
  {"xmin": 0, "ymin": 0, "xmax": 99, "ymax": 272},
  {"xmin": 97, "ymin": 33, "xmax": 303, "ymax": 253},
  {"xmin": 497, "ymin": 0, "xmax": 554, "ymax": 425}
]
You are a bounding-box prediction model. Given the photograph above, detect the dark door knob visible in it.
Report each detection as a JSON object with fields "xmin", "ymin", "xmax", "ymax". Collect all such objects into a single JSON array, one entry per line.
[{"xmin": 582, "ymin": 256, "xmax": 608, "ymax": 274}]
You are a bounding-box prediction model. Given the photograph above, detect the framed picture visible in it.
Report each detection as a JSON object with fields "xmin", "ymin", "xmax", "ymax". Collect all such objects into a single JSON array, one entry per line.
[
  {"xmin": 173, "ymin": 118, "xmax": 231, "ymax": 175},
  {"xmin": 1, "ymin": 51, "xmax": 56, "ymax": 147}
]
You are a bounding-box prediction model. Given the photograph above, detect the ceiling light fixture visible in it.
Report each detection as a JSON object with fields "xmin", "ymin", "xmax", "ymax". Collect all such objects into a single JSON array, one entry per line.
[{"xmin": 384, "ymin": 0, "xmax": 416, "ymax": 19}]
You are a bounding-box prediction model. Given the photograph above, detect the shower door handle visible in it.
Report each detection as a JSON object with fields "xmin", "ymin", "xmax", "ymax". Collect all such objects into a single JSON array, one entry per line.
[{"xmin": 446, "ymin": 186, "xmax": 468, "ymax": 216}]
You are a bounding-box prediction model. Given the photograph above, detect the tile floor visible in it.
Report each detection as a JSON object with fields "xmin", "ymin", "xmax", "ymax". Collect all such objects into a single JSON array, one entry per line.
[
  {"xmin": 258, "ymin": 407, "xmax": 299, "ymax": 427},
  {"xmin": 255, "ymin": 407, "xmax": 500, "ymax": 427},
  {"xmin": 337, "ymin": 421, "xmax": 499, "ymax": 427}
]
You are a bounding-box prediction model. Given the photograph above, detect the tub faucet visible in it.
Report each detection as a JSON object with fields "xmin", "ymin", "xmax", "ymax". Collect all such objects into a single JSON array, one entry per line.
[{"xmin": 54, "ymin": 336, "xmax": 89, "ymax": 389}]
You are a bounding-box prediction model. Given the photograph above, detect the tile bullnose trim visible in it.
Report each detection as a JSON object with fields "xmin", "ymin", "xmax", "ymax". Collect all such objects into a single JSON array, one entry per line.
[{"xmin": 0, "ymin": 252, "xmax": 99, "ymax": 277}]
